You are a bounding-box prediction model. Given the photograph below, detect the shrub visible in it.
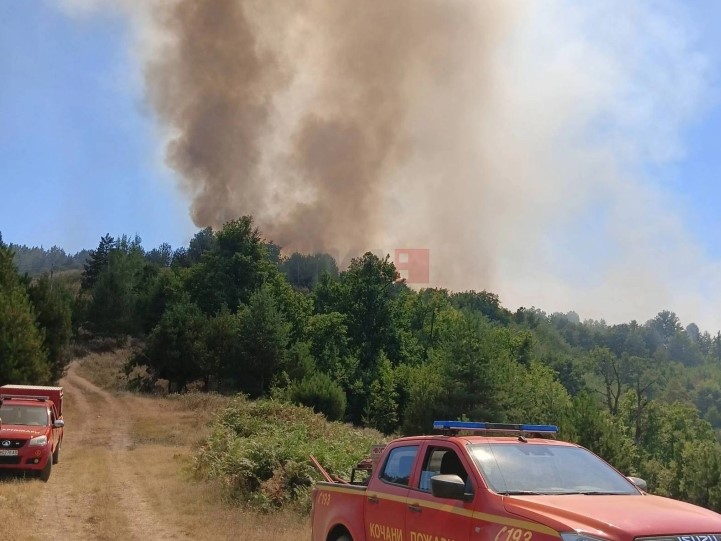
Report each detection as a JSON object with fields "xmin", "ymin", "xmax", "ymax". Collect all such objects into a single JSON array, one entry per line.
[
  {"xmin": 193, "ymin": 396, "xmax": 384, "ymax": 511},
  {"xmin": 289, "ymin": 372, "xmax": 346, "ymax": 421}
]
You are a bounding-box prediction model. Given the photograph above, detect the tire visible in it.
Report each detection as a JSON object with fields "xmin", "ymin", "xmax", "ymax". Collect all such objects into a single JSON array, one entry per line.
[
  {"xmin": 39, "ymin": 458, "xmax": 52, "ymax": 482},
  {"xmin": 52, "ymin": 441, "xmax": 61, "ymax": 465},
  {"xmin": 336, "ymin": 535, "xmax": 351, "ymax": 541}
]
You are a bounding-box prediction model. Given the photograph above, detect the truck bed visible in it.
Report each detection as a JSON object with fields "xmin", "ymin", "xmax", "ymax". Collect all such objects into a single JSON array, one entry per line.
[
  {"xmin": 0, "ymin": 385, "xmax": 64, "ymax": 416},
  {"xmin": 312, "ymin": 482, "xmax": 368, "ymax": 541}
]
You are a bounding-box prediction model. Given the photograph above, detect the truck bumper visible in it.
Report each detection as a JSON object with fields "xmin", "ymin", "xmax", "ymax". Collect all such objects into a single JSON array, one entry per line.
[{"xmin": 0, "ymin": 445, "xmax": 52, "ymax": 472}]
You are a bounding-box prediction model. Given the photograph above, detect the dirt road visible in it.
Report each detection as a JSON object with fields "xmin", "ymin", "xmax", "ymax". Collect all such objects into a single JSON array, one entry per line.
[{"xmin": 0, "ymin": 357, "xmax": 309, "ymax": 541}]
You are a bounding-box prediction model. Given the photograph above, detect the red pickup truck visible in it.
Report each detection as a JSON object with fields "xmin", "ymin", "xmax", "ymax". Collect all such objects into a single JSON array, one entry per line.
[
  {"xmin": 0, "ymin": 385, "xmax": 65, "ymax": 482},
  {"xmin": 311, "ymin": 421, "xmax": 721, "ymax": 541}
]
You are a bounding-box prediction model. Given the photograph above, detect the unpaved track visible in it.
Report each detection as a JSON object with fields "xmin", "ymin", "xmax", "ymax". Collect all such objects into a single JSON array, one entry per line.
[{"xmin": 33, "ymin": 364, "xmax": 185, "ymax": 540}]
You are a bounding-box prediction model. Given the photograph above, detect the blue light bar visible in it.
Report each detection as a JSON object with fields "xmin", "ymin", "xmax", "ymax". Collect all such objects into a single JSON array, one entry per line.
[{"xmin": 433, "ymin": 421, "xmax": 558, "ymax": 434}]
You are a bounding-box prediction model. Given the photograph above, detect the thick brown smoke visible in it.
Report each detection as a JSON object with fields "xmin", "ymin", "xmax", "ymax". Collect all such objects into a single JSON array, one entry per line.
[
  {"xmin": 144, "ymin": 0, "xmax": 518, "ymax": 260},
  {"xmin": 61, "ymin": 0, "xmax": 721, "ymax": 329}
]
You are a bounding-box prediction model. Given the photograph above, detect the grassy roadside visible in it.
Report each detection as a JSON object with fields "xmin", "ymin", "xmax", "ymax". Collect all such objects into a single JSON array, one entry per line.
[
  {"xmin": 0, "ymin": 481, "xmax": 45, "ymax": 539},
  {"xmin": 1, "ymin": 351, "xmax": 310, "ymax": 540},
  {"xmin": 74, "ymin": 350, "xmax": 312, "ymax": 540}
]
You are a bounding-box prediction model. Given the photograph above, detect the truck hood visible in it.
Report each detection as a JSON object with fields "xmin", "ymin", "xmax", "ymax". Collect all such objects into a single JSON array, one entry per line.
[
  {"xmin": 504, "ymin": 494, "xmax": 721, "ymax": 537},
  {"xmin": 0, "ymin": 426, "xmax": 47, "ymax": 438}
]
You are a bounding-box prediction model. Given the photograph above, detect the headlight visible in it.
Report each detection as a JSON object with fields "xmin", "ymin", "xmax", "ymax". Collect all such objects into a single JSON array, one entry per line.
[
  {"xmin": 29, "ymin": 435, "xmax": 48, "ymax": 446},
  {"xmin": 560, "ymin": 533, "xmax": 610, "ymax": 541}
]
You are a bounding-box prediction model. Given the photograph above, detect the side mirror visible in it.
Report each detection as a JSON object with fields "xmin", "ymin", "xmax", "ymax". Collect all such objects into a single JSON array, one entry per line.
[
  {"xmin": 627, "ymin": 476, "xmax": 647, "ymax": 491},
  {"xmin": 53, "ymin": 420, "xmax": 65, "ymax": 428},
  {"xmin": 430, "ymin": 474, "xmax": 473, "ymax": 502}
]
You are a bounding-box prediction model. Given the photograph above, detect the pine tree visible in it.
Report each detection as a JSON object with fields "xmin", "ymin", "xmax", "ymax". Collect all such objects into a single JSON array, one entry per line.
[
  {"xmin": 81, "ymin": 234, "xmax": 114, "ymax": 290},
  {"xmin": 0, "ymin": 242, "xmax": 51, "ymax": 384}
]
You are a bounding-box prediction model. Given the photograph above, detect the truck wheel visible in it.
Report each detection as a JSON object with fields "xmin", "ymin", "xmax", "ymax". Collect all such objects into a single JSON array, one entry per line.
[
  {"xmin": 39, "ymin": 458, "xmax": 52, "ymax": 482},
  {"xmin": 52, "ymin": 442, "xmax": 61, "ymax": 465},
  {"xmin": 337, "ymin": 536, "xmax": 351, "ymax": 541}
]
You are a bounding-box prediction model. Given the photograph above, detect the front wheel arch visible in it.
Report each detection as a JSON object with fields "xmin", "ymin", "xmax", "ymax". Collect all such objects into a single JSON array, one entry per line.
[{"xmin": 328, "ymin": 525, "xmax": 352, "ymax": 541}]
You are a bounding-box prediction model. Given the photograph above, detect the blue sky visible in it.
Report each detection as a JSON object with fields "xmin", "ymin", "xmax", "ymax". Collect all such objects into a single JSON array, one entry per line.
[
  {"xmin": 0, "ymin": 1, "xmax": 194, "ymax": 253},
  {"xmin": 3, "ymin": 1, "xmax": 721, "ymax": 330}
]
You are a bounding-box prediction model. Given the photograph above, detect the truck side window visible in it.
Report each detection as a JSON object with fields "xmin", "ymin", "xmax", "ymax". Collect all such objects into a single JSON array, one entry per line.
[
  {"xmin": 380, "ymin": 445, "xmax": 418, "ymax": 486},
  {"xmin": 419, "ymin": 447, "xmax": 472, "ymax": 494}
]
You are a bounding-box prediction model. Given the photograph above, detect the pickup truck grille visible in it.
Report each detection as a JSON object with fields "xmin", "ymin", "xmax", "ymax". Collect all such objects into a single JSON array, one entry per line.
[
  {"xmin": 0, "ymin": 439, "xmax": 26, "ymax": 449},
  {"xmin": 0, "ymin": 456, "xmax": 21, "ymax": 465},
  {"xmin": 635, "ymin": 533, "xmax": 721, "ymax": 541}
]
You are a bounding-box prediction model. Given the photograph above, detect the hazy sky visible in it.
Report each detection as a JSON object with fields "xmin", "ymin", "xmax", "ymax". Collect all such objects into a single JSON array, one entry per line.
[{"xmin": 3, "ymin": 1, "xmax": 721, "ymax": 332}]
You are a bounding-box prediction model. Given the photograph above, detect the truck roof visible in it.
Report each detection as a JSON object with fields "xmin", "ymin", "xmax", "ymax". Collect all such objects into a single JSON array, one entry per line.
[
  {"xmin": 0, "ymin": 399, "xmax": 48, "ymax": 407},
  {"xmin": 390, "ymin": 434, "xmax": 578, "ymax": 446},
  {"xmin": 0, "ymin": 385, "xmax": 63, "ymax": 392}
]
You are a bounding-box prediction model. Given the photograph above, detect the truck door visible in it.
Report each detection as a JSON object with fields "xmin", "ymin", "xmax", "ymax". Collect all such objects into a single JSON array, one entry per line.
[
  {"xmin": 49, "ymin": 409, "xmax": 59, "ymax": 449},
  {"xmin": 406, "ymin": 444, "xmax": 474, "ymax": 541},
  {"xmin": 366, "ymin": 444, "xmax": 418, "ymax": 541}
]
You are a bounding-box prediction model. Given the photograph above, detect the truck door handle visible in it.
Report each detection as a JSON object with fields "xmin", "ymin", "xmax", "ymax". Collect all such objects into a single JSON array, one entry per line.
[
  {"xmin": 368, "ymin": 495, "xmax": 380, "ymax": 504},
  {"xmin": 408, "ymin": 503, "xmax": 422, "ymax": 513}
]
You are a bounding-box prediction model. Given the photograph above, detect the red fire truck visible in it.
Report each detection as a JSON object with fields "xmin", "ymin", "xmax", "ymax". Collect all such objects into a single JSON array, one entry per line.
[
  {"xmin": 311, "ymin": 421, "xmax": 721, "ymax": 541},
  {"xmin": 0, "ymin": 385, "xmax": 65, "ymax": 482}
]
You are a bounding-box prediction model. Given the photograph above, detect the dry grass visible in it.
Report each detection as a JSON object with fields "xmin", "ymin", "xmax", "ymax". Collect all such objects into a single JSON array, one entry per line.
[
  {"xmin": 0, "ymin": 352, "xmax": 312, "ymax": 540},
  {"xmin": 124, "ymin": 445, "xmax": 310, "ymax": 540},
  {"xmin": 73, "ymin": 349, "xmax": 131, "ymax": 391},
  {"xmin": 0, "ymin": 479, "xmax": 45, "ymax": 540}
]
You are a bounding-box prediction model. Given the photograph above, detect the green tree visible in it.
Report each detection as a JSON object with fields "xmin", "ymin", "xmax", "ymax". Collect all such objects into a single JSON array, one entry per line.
[
  {"xmin": 85, "ymin": 246, "xmax": 145, "ymax": 336},
  {"xmin": 499, "ymin": 360, "xmax": 572, "ymax": 425},
  {"xmin": 27, "ymin": 274, "xmax": 73, "ymax": 380},
  {"xmin": 315, "ymin": 252, "xmax": 400, "ymax": 367},
  {"xmin": 634, "ymin": 401, "xmax": 716, "ymax": 497},
  {"xmin": 648, "ymin": 310, "xmax": 682, "ymax": 344},
  {"xmin": 404, "ymin": 288, "xmax": 451, "ymax": 362},
  {"xmin": 280, "ymin": 252, "xmax": 338, "ymax": 290},
  {"xmin": 622, "ymin": 355, "xmax": 661, "ymax": 443},
  {"xmin": 306, "ymin": 312, "xmax": 352, "ymax": 380},
  {"xmin": 564, "ymin": 392, "xmax": 637, "ymax": 475},
  {"xmin": 184, "ymin": 218, "xmax": 276, "ymax": 314},
  {"xmin": 450, "ymin": 290, "xmax": 511, "ymax": 324},
  {"xmin": 0, "ymin": 240, "xmax": 51, "ymax": 384},
  {"xmin": 81, "ymin": 234, "xmax": 114, "ymax": 290},
  {"xmin": 137, "ymin": 268, "xmax": 185, "ymax": 335},
  {"xmin": 431, "ymin": 310, "xmax": 509, "ymax": 421},
  {"xmin": 235, "ymin": 285, "xmax": 291, "ymax": 396},
  {"xmin": 586, "ymin": 347, "xmax": 624, "ymax": 415},
  {"xmin": 145, "ymin": 242, "xmax": 174, "ymax": 267},
  {"xmin": 679, "ymin": 440, "xmax": 721, "ymax": 510},
  {"xmin": 203, "ymin": 306, "xmax": 242, "ymax": 388},
  {"xmin": 401, "ymin": 359, "xmax": 446, "ymax": 434},
  {"xmin": 140, "ymin": 298, "xmax": 207, "ymax": 392},
  {"xmin": 364, "ymin": 353, "xmax": 399, "ymax": 433},
  {"xmin": 289, "ymin": 372, "xmax": 346, "ymax": 421}
]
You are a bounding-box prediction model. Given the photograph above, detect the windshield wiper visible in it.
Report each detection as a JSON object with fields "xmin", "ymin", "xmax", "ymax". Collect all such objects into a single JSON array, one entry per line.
[
  {"xmin": 574, "ymin": 491, "xmax": 630, "ymax": 495},
  {"xmin": 502, "ymin": 490, "xmax": 631, "ymax": 496}
]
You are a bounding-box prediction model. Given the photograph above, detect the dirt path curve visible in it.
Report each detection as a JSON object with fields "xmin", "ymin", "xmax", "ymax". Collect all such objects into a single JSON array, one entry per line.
[{"xmin": 33, "ymin": 362, "xmax": 187, "ymax": 540}]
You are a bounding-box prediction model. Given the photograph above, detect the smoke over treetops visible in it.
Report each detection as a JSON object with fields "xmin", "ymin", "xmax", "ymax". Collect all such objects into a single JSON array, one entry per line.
[
  {"xmin": 60, "ymin": 0, "xmax": 721, "ymax": 330},
  {"xmin": 144, "ymin": 0, "xmax": 516, "ymax": 257}
]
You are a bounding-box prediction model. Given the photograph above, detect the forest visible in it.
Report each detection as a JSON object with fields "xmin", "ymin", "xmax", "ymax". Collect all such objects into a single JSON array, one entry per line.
[{"xmin": 3, "ymin": 218, "xmax": 721, "ymax": 511}]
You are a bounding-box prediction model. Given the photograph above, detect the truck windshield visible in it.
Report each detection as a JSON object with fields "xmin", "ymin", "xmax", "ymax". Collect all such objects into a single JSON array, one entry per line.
[
  {"xmin": 0, "ymin": 405, "xmax": 48, "ymax": 426},
  {"xmin": 469, "ymin": 443, "xmax": 639, "ymax": 495}
]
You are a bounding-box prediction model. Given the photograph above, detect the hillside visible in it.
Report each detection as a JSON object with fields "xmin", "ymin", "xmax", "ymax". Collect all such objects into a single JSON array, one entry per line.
[{"xmin": 4, "ymin": 220, "xmax": 721, "ymax": 512}]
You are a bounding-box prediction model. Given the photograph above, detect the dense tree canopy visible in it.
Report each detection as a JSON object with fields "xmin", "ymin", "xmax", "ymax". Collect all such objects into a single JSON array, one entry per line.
[
  {"xmin": 5, "ymin": 218, "xmax": 721, "ymax": 512},
  {"xmin": 0, "ymin": 238, "xmax": 51, "ymax": 383}
]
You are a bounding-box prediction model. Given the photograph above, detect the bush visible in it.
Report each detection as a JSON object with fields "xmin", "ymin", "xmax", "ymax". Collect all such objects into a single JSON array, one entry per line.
[
  {"xmin": 193, "ymin": 396, "xmax": 384, "ymax": 511},
  {"xmin": 289, "ymin": 372, "xmax": 346, "ymax": 421}
]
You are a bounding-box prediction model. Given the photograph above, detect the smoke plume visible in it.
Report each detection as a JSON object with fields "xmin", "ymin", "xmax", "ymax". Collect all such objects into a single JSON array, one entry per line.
[
  {"xmin": 139, "ymin": 0, "xmax": 522, "ymax": 259},
  {"xmin": 60, "ymin": 0, "xmax": 720, "ymax": 330}
]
